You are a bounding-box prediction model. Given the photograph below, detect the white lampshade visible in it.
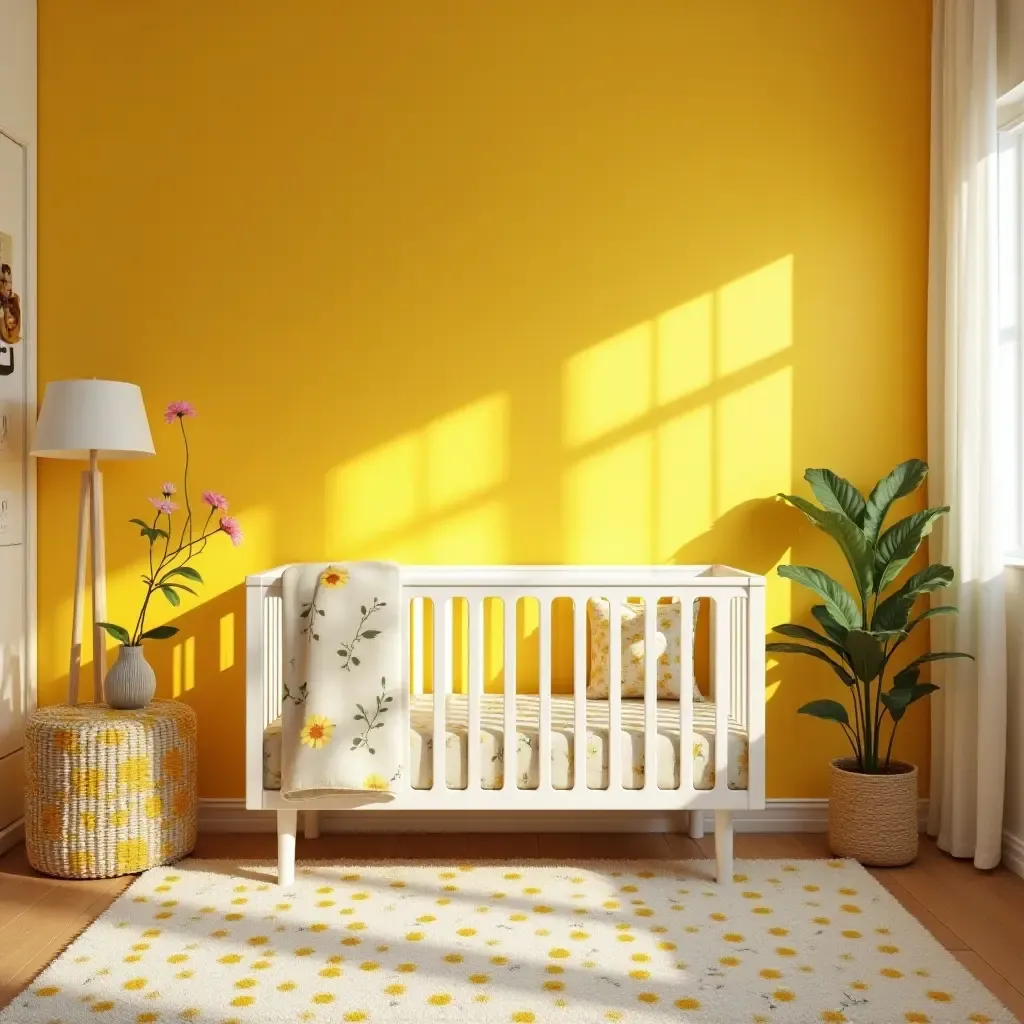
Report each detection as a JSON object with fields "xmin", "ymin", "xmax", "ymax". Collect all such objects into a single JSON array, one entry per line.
[{"xmin": 32, "ymin": 379, "xmax": 155, "ymax": 460}]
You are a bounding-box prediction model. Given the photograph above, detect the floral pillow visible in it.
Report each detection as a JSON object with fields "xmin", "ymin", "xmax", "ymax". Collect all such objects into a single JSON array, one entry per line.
[{"xmin": 587, "ymin": 598, "xmax": 703, "ymax": 702}]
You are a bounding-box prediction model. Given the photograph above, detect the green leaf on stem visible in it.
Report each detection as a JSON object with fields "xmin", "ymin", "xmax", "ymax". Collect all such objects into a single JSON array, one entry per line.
[
  {"xmin": 862, "ymin": 459, "xmax": 928, "ymax": 543},
  {"xmin": 165, "ymin": 583, "xmax": 198, "ymax": 597},
  {"xmin": 803, "ymin": 468, "xmax": 866, "ymax": 524},
  {"xmin": 873, "ymin": 507, "xmax": 949, "ymax": 594},
  {"xmin": 811, "ymin": 605, "xmax": 849, "ymax": 644},
  {"xmin": 771, "ymin": 622, "xmax": 848, "ymax": 659},
  {"xmin": 139, "ymin": 625, "xmax": 179, "ymax": 641},
  {"xmin": 881, "ymin": 682, "xmax": 938, "ymax": 721},
  {"xmin": 765, "ymin": 642, "xmax": 855, "ymax": 685},
  {"xmin": 845, "ymin": 629, "xmax": 885, "ymax": 683},
  {"xmin": 797, "ymin": 699, "xmax": 850, "ymax": 725},
  {"xmin": 160, "ymin": 585, "xmax": 181, "ymax": 607},
  {"xmin": 97, "ymin": 622, "xmax": 132, "ymax": 645},
  {"xmin": 777, "ymin": 565, "xmax": 861, "ymax": 630},
  {"xmin": 164, "ymin": 566, "xmax": 203, "ymax": 583}
]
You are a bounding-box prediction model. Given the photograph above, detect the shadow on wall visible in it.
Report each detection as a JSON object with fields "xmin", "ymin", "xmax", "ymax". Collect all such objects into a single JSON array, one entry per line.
[{"xmin": 37, "ymin": 0, "xmax": 932, "ymax": 799}]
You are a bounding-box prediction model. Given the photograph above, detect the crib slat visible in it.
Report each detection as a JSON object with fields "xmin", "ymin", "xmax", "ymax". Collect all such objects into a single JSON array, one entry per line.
[
  {"xmin": 607, "ymin": 594, "xmax": 622, "ymax": 792},
  {"xmin": 679, "ymin": 596, "xmax": 695, "ymax": 796},
  {"xmin": 412, "ymin": 597, "xmax": 424, "ymax": 695},
  {"xmin": 643, "ymin": 591, "xmax": 658, "ymax": 791},
  {"xmin": 573, "ymin": 597, "xmax": 587, "ymax": 792},
  {"xmin": 538, "ymin": 596, "xmax": 552, "ymax": 791},
  {"xmin": 433, "ymin": 597, "xmax": 449, "ymax": 792},
  {"xmin": 746, "ymin": 584, "xmax": 766, "ymax": 807},
  {"xmin": 503, "ymin": 596, "xmax": 516, "ymax": 791},
  {"xmin": 713, "ymin": 594, "xmax": 730, "ymax": 793},
  {"xmin": 467, "ymin": 596, "xmax": 484, "ymax": 791}
]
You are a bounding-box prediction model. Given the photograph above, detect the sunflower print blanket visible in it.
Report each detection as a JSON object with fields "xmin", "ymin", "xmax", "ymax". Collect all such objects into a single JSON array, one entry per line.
[{"xmin": 280, "ymin": 562, "xmax": 404, "ymax": 799}]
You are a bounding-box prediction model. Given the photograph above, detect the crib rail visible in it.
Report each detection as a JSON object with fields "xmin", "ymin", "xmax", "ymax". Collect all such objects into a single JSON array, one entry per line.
[{"xmin": 245, "ymin": 565, "xmax": 766, "ymax": 812}]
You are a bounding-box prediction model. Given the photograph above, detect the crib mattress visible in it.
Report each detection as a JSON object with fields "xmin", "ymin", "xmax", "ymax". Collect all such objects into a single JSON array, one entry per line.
[{"xmin": 262, "ymin": 695, "xmax": 748, "ymax": 792}]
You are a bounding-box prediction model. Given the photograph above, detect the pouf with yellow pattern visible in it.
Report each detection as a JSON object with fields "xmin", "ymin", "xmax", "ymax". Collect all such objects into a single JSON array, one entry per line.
[{"xmin": 24, "ymin": 700, "xmax": 197, "ymax": 879}]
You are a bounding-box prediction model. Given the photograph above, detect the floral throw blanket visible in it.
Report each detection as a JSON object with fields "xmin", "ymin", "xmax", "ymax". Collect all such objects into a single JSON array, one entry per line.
[{"xmin": 280, "ymin": 562, "xmax": 404, "ymax": 799}]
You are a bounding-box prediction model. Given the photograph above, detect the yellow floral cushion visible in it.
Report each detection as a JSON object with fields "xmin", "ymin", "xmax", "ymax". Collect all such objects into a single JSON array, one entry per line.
[{"xmin": 587, "ymin": 598, "xmax": 703, "ymax": 702}]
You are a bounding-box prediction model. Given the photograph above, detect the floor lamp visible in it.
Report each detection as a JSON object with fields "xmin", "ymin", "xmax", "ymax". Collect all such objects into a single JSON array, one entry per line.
[{"xmin": 33, "ymin": 380, "xmax": 154, "ymax": 705}]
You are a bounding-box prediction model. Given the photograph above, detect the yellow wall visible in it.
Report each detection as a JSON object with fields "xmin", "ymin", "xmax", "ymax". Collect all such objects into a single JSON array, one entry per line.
[{"xmin": 37, "ymin": 0, "xmax": 932, "ymax": 799}]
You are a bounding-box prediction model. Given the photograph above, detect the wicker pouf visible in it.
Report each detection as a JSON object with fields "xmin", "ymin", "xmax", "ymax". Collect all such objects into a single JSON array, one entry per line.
[{"xmin": 24, "ymin": 700, "xmax": 197, "ymax": 879}]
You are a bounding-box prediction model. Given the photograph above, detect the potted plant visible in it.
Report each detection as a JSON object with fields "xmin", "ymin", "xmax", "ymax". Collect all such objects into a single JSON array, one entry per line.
[
  {"xmin": 97, "ymin": 400, "xmax": 243, "ymax": 709},
  {"xmin": 768, "ymin": 460, "xmax": 972, "ymax": 866}
]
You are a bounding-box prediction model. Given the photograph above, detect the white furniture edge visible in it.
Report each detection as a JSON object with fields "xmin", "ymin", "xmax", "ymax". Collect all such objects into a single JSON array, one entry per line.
[
  {"xmin": 0, "ymin": 815, "xmax": 24, "ymax": 856},
  {"xmin": 1003, "ymin": 830, "xmax": 1024, "ymax": 878},
  {"xmin": 197, "ymin": 798, "xmax": 931, "ymax": 836}
]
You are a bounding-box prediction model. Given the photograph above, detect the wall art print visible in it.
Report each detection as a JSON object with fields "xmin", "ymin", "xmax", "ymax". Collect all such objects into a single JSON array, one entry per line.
[{"xmin": 0, "ymin": 230, "xmax": 21, "ymax": 377}]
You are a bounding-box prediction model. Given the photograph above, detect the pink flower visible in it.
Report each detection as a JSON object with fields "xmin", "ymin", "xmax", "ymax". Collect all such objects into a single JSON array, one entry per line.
[
  {"xmin": 219, "ymin": 515, "xmax": 243, "ymax": 547},
  {"xmin": 202, "ymin": 490, "xmax": 229, "ymax": 512},
  {"xmin": 149, "ymin": 497, "xmax": 179, "ymax": 515},
  {"xmin": 164, "ymin": 400, "xmax": 197, "ymax": 424},
  {"xmin": 161, "ymin": 481, "xmax": 177, "ymax": 497}
]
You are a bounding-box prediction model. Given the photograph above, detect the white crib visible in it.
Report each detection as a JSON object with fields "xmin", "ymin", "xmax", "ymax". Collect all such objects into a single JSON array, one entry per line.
[{"xmin": 245, "ymin": 564, "xmax": 766, "ymax": 885}]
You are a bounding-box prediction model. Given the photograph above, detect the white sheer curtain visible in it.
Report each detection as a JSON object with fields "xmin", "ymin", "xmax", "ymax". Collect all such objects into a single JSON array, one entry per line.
[{"xmin": 927, "ymin": 0, "xmax": 1007, "ymax": 869}]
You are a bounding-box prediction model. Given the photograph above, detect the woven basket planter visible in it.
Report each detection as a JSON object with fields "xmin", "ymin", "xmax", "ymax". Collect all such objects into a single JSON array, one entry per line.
[
  {"xmin": 24, "ymin": 700, "xmax": 197, "ymax": 879},
  {"xmin": 827, "ymin": 757, "xmax": 918, "ymax": 867}
]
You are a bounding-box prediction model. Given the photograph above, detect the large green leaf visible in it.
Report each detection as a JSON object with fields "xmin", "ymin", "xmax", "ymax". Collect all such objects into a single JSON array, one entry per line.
[
  {"xmin": 766, "ymin": 641, "xmax": 855, "ymax": 685},
  {"xmin": 874, "ymin": 507, "xmax": 949, "ymax": 594},
  {"xmin": 777, "ymin": 565, "xmax": 862, "ymax": 630},
  {"xmin": 160, "ymin": 585, "xmax": 181, "ymax": 607},
  {"xmin": 905, "ymin": 604, "xmax": 958, "ymax": 633},
  {"xmin": 163, "ymin": 566, "xmax": 204, "ymax": 584},
  {"xmin": 97, "ymin": 621, "xmax": 131, "ymax": 646},
  {"xmin": 902, "ymin": 650, "xmax": 974, "ymax": 672},
  {"xmin": 778, "ymin": 496, "xmax": 874, "ymax": 598},
  {"xmin": 811, "ymin": 605, "xmax": 848, "ymax": 644},
  {"xmin": 797, "ymin": 699, "xmax": 850, "ymax": 725},
  {"xmin": 862, "ymin": 459, "xmax": 928, "ymax": 542},
  {"xmin": 771, "ymin": 622, "xmax": 849, "ymax": 660},
  {"xmin": 139, "ymin": 625, "xmax": 179, "ymax": 641},
  {"xmin": 845, "ymin": 629, "xmax": 884, "ymax": 683},
  {"xmin": 892, "ymin": 665, "xmax": 920, "ymax": 689},
  {"xmin": 804, "ymin": 468, "xmax": 866, "ymax": 525},
  {"xmin": 881, "ymin": 682, "xmax": 939, "ymax": 722},
  {"xmin": 871, "ymin": 565, "xmax": 954, "ymax": 632}
]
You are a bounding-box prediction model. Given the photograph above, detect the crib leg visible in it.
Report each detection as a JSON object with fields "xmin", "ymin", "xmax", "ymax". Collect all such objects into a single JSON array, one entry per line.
[
  {"xmin": 714, "ymin": 809, "xmax": 733, "ymax": 883},
  {"xmin": 304, "ymin": 810, "xmax": 321, "ymax": 840},
  {"xmin": 688, "ymin": 810, "xmax": 705, "ymax": 841},
  {"xmin": 277, "ymin": 809, "xmax": 297, "ymax": 887}
]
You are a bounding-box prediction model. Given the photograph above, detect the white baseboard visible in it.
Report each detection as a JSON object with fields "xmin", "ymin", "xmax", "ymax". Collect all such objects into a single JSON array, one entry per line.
[
  {"xmin": 1003, "ymin": 830, "xmax": 1024, "ymax": 878},
  {"xmin": 0, "ymin": 817, "xmax": 24, "ymax": 856},
  {"xmin": 199, "ymin": 798, "xmax": 930, "ymax": 836}
]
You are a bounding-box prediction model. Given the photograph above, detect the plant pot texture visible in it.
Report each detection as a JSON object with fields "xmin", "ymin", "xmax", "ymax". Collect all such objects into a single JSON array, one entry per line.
[{"xmin": 828, "ymin": 757, "xmax": 919, "ymax": 866}]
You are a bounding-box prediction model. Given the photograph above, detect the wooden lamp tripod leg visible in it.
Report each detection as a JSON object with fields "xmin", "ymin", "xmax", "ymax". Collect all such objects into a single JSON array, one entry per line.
[
  {"xmin": 69, "ymin": 469, "xmax": 92, "ymax": 706},
  {"xmin": 90, "ymin": 450, "xmax": 107, "ymax": 704}
]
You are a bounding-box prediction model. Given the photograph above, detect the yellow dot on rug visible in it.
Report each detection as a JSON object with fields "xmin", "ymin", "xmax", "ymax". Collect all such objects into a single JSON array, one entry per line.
[
  {"xmin": 675, "ymin": 998, "xmax": 701, "ymax": 1011},
  {"xmin": 167, "ymin": 954, "xmax": 188, "ymax": 964},
  {"xmin": 397, "ymin": 963, "xmax": 417, "ymax": 973},
  {"xmin": 822, "ymin": 1013, "xmax": 846, "ymax": 1023},
  {"xmin": 428, "ymin": 994, "xmax": 452, "ymax": 1006},
  {"xmin": 385, "ymin": 982, "xmax": 407, "ymax": 996},
  {"xmin": 760, "ymin": 969, "xmax": 781, "ymax": 980},
  {"xmin": 122, "ymin": 978, "xmax": 147, "ymax": 991},
  {"xmin": 776, "ymin": 947, "xmax": 796, "ymax": 957},
  {"xmin": 175, "ymin": 970, "xmax": 194, "ymax": 980},
  {"xmin": 710, "ymin": 912, "xmax": 727, "ymax": 921},
  {"xmin": 840, "ymin": 904, "xmax": 861, "ymax": 914},
  {"xmin": 295, "ymin": 947, "xmax": 315, "ymax": 957},
  {"xmin": 905, "ymin": 1014, "xmax": 930, "ymax": 1023},
  {"xmin": 878, "ymin": 945, "xmax": 900, "ymax": 954},
  {"xmin": 511, "ymin": 1013, "xmax": 535, "ymax": 1022},
  {"xmin": 89, "ymin": 1007, "xmax": 115, "ymax": 1017},
  {"xmin": 723, "ymin": 933, "xmax": 744, "ymax": 942},
  {"xmin": 773, "ymin": 989, "xmax": 795, "ymax": 1003},
  {"xmin": 752, "ymin": 907, "xmax": 772, "ymax": 915},
  {"xmin": 457, "ymin": 928, "xmax": 476, "ymax": 937},
  {"xmin": 631, "ymin": 953, "xmax": 651, "ymax": 963},
  {"xmin": 224, "ymin": 913, "xmax": 243, "ymax": 922},
  {"xmin": 230, "ymin": 996, "xmax": 255, "ymax": 1008},
  {"xmin": 406, "ymin": 932, "xmax": 425, "ymax": 941},
  {"xmin": 570, "ymin": 930, "xmax": 589, "ymax": 941},
  {"xmin": 443, "ymin": 954, "xmax": 463, "ymax": 964},
  {"xmin": 344, "ymin": 1014, "xmax": 369, "ymax": 1022},
  {"xmin": 881, "ymin": 968, "xmax": 904, "ymax": 979},
  {"xmin": 468, "ymin": 974, "xmax": 489, "ymax": 985},
  {"xmin": 137, "ymin": 1014, "xmax": 159, "ymax": 1023},
  {"xmin": 549, "ymin": 948, "xmax": 570, "ymax": 959},
  {"xmin": 719, "ymin": 957, "xmax": 740, "ymax": 968},
  {"xmin": 234, "ymin": 978, "xmax": 257, "ymax": 990},
  {"xmin": 637, "ymin": 992, "xmax": 659, "ymax": 1004},
  {"xmin": 35, "ymin": 987, "xmax": 59, "ymax": 997},
  {"xmin": 510, "ymin": 913, "xmax": 528, "ymax": 922},
  {"xmin": 417, "ymin": 914, "xmax": 436, "ymax": 923},
  {"xmin": 277, "ymin": 982, "xmax": 297, "ymax": 992},
  {"xmin": 629, "ymin": 970, "xmax": 650, "ymax": 981},
  {"xmin": 359, "ymin": 961, "xmax": 380, "ymax": 972},
  {"xmin": 490, "ymin": 956, "xmax": 508, "ymax": 966},
  {"xmin": 252, "ymin": 960, "xmax": 272, "ymax": 970},
  {"xmin": 968, "ymin": 1015, "xmax": 992, "ymax": 1023},
  {"xmin": 319, "ymin": 967, "xmax": 341, "ymax": 978},
  {"xmin": 544, "ymin": 981, "xmax": 565, "ymax": 991},
  {"xmin": 312, "ymin": 993, "xmax": 335, "ymax": 1005},
  {"xmin": 927, "ymin": 992, "xmax": 953, "ymax": 1003}
]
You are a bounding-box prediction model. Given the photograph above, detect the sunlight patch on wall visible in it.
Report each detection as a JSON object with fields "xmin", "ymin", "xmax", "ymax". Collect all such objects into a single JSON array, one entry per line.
[
  {"xmin": 219, "ymin": 612, "xmax": 235, "ymax": 671},
  {"xmin": 716, "ymin": 256, "xmax": 793, "ymax": 377},
  {"xmin": 655, "ymin": 294, "xmax": 714, "ymax": 405},
  {"xmin": 717, "ymin": 367, "xmax": 793, "ymax": 512},
  {"xmin": 563, "ymin": 323, "xmax": 651, "ymax": 448},
  {"xmin": 562, "ymin": 434, "xmax": 652, "ymax": 563},
  {"xmin": 655, "ymin": 407, "xmax": 714, "ymax": 561},
  {"xmin": 325, "ymin": 393, "xmax": 510, "ymax": 561}
]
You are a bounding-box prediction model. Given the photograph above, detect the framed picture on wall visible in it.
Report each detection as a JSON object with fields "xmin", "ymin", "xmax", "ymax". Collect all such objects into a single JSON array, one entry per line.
[{"xmin": 0, "ymin": 230, "xmax": 22, "ymax": 377}]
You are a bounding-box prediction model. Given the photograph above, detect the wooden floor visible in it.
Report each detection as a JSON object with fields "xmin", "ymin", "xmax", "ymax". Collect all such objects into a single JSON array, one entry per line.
[{"xmin": 1, "ymin": 832, "xmax": 1022, "ymax": 1018}]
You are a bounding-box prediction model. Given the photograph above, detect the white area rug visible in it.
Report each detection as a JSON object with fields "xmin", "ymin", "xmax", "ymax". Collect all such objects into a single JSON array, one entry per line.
[{"xmin": 1, "ymin": 859, "xmax": 1013, "ymax": 1023}]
